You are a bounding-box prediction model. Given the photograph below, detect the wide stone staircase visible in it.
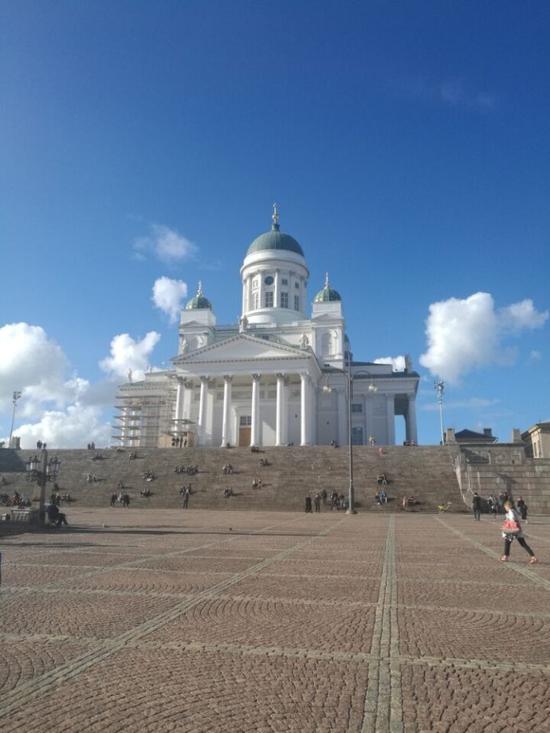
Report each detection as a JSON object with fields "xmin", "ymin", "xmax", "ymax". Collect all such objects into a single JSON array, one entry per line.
[
  {"xmin": 0, "ymin": 445, "xmax": 465, "ymax": 513},
  {"xmin": 461, "ymin": 458, "xmax": 550, "ymax": 514}
]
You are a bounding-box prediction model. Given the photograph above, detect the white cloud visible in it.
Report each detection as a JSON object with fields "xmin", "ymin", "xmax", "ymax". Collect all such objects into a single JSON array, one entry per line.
[
  {"xmin": 133, "ymin": 224, "xmax": 197, "ymax": 264},
  {"xmin": 420, "ymin": 292, "xmax": 549, "ymax": 384},
  {"xmin": 500, "ymin": 299, "xmax": 548, "ymax": 332},
  {"xmin": 374, "ymin": 355, "xmax": 406, "ymax": 372},
  {"xmin": 78, "ymin": 380, "xmax": 119, "ymax": 407},
  {"xmin": 15, "ymin": 405, "xmax": 111, "ymax": 449},
  {"xmin": 0, "ymin": 323, "xmax": 118, "ymax": 448},
  {"xmin": 0, "ymin": 323, "xmax": 95, "ymax": 418},
  {"xmin": 439, "ymin": 81, "xmax": 495, "ymax": 110},
  {"xmin": 528, "ymin": 350, "xmax": 542, "ymax": 363},
  {"xmin": 152, "ymin": 277, "xmax": 188, "ymax": 323},
  {"xmin": 401, "ymin": 78, "xmax": 496, "ymax": 112},
  {"xmin": 0, "ymin": 323, "xmax": 67, "ymax": 409},
  {"xmin": 99, "ymin": 332, "xmax": 161, "ymax": 381}
]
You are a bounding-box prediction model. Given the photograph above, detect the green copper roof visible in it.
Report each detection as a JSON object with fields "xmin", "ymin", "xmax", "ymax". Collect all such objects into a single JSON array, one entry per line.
[
  {"xmin": 185, "ymin": 282, "xmax": 212, "ymax": 310},
  {"xmin": 246, "ymin": 204, "xmax": 304, "ymax": 257},
  {"xmin": 247, "ymin": 230, "xmax": 304, "ymax": 257},
  {"xmin": 313, "ymin": 273, "xmax": 341, "ymax": 303}
]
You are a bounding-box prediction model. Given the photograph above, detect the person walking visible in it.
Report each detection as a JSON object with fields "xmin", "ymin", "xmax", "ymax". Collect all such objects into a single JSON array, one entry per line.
[
  {"xmin": 313, "ymin": 493, "xmax": 321, "ymax": 513},
  {"xmin": 472, "ymin": 492, "xmax": 482, "ymax": 521},
  {"xmin": 182, "ymin": 487, "xmax": 190, "ymax": 509},
  {"xmin": 501, "ymin": 500, "xmax": 537, "ymax": 564},
  {"xmin": 516, "ymin": 496, "xmax": 528, "ymax": 522}
]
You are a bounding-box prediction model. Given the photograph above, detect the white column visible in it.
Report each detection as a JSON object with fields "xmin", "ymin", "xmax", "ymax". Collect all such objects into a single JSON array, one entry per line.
[
  {"xmin": 182, "ymin": 380, "xmax": 192, "ymax": 422},
  {"xmin": 198, "ymin": 377, "xmax": 208, "ymax": 444},
  {"xmin": 274, "ymin": 269, "xmax": 281, "ymax": 309},
  {"xmin": 250, "ymin": 277, "xmax": 255, "ymax": 312},
  {"xmin": 300, "ymin": 373, "xmax": 310, "ymax": 446},
  {"xmin": 337, "ymin": 388, "xmax": 348, "ymax": 446},
  {"xmin": 244, "ymin": 277, "xmax": 249, "ymax": 313},
  {"xmin": 259, "ymin": 274, "xmax": 265, "ymax": 309},
  {"xmin": 221, "ymin": 375, "xmax": 233, "ymax": 447},
  {"xmin": 174, "ymin": 379, "xmax": 183, "ymax": 423},
  {"xmin": 309, "ymin": 380, "xmax": 317, "ymax": 445},
  {"xmin": 250, "ymin": 374, "xmax": 261, "ymax": 447},
  {"xmin": 386, "ymin": 395, "xmax": 395, "ymax": 445},
  {"xmin": 276, "ymin": 373, "xmax": 287, "ymax": 446},
  {"xmin": 406, "ymin": 397, "xmax": 418, "ymax": 444}
]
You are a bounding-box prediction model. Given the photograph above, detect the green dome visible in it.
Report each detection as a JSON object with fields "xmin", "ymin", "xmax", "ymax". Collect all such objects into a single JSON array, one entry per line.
[
  {"xmin": 313, "ymin": 274, "xmax": 341, "ymax": 303},
  {"xmin": 246, "ymin": 204, "xmax": 304, "ymax": 257},
  {"xmin": 185, "ymin": 282, "xmax": 211, "ymax": 310},
  {"xmin": 314, "ymin": 286, "xmax": 341, "ymax": 303},
  {"xmin": 247, "ymin": 229, "xmax": 304, "ymax": 257}
]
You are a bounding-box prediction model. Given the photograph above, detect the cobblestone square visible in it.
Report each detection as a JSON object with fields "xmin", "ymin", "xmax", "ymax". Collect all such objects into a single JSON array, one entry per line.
[{"xmin": 1, "ymin": 509, "xmax": 550, "ymax": 731}]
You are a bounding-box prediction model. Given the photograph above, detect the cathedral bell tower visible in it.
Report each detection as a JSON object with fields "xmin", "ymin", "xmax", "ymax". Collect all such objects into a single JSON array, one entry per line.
[
  {"xmin": 178, "ymin": 281, "xmax": 216, "ymax": 354},
  {"xmin": 240, "ymin": 204, "xmax": 310, "ymax": 327}
]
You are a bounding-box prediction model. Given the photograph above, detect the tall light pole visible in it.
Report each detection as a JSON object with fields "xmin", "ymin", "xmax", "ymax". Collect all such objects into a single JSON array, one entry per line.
[
  {"xmin": 435, "ymin": 379, "xmax": 445, "ymax": 445},
  {"xmin": 25, "ymin": 451, "xmax": 61, "ymax": 524},
  {"xmin": 8, "ymin": 391, "xmax": 22, "ymax": 447},
  {"xmin": 346, "ymin": 350, "xmax": 356, "ymax": 514},
  {"xmin": 323, "ymin": 361, "xmax": 378, "ymax": 514}
]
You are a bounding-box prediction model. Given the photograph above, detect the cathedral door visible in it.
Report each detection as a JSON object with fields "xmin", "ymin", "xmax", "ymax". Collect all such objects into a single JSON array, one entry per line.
[{"xmin": 239, "ymin": 427, "xmax": 251, "ymax": 446}]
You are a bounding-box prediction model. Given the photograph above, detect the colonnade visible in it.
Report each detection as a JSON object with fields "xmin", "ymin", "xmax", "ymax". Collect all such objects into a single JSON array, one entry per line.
[
  {"xmin": 172, "ymin": 375, "xmax": 418, "ymax": 448},
  {"xmin": 173, "ymin": 373, "xmax": 316, "ymax": 448}
]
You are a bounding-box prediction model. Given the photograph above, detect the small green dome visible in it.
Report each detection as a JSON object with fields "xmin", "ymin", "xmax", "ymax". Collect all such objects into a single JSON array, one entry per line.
[
  {"xmin": 185, "ymin": 282, "xmax": 211, "ymax": 310},
  {"xmin": 246, "ymin": 204, "xmax": 304, "ymax": 257},
  {"xmin": 313, "ymin": 273, "xmax": 341, "ymax": 303}
]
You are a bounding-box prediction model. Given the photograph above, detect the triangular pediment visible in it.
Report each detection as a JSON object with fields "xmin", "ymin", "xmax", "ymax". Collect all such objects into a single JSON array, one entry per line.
[{"xmin": 173, "ymin": 334, "xmax": 308, "ymax": 365}]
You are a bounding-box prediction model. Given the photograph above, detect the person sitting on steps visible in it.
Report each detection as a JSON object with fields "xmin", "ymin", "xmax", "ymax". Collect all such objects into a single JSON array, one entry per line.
[{"xmin": 47, "ymin": 503, "xmax": 68, "ymax": 527}]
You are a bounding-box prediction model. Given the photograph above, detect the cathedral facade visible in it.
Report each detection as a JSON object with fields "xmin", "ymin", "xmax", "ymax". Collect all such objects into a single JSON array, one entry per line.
[{"xmin": 114, "ymin": 207, "xmax": 419, "ymax": 448}]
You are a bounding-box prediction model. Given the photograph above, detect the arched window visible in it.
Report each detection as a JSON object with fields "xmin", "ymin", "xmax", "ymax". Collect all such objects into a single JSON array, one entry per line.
[
  {"xmin": 187, "ymin": 335, "xmax": 199, "ymax": 351},
  {"xmin": 322, "ymin": 332, "xmax": 333, "ymax": 356}
]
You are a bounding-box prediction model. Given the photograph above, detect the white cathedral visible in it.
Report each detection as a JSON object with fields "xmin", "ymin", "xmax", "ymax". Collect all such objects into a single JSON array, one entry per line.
[{"xmin": 114, "ymin": 206, "xmax": 419, "ymax": 448}]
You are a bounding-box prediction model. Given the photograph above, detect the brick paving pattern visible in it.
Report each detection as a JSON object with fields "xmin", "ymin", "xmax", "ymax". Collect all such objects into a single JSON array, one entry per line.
[{"xmin": 1, "ymin": 509, "xmax": 550, "ymax": 732}]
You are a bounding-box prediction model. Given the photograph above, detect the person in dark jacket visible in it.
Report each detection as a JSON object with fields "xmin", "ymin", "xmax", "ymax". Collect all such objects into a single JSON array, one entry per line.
[
  {"xmin": 516, "ymin": 496, "xmax": 528, "ymax": 521},
  {"xmin": 472, "ymin": 492, "xmax": 482, "ymax": 521},
  {"xmin": 47, "ymin": 503, "xmax": 68, "ymax": 527}
]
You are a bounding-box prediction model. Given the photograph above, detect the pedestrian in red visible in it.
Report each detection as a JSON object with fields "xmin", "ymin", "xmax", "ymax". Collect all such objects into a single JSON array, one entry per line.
[{"xmin": 501, "ymin": 500, "xmax": 537, "ymax": 564}]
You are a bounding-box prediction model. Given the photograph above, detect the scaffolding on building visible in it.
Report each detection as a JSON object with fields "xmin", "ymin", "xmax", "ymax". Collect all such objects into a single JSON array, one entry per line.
[{"xmin": 112, "ymin": 382, "xmax": 197, "ymax": 448}]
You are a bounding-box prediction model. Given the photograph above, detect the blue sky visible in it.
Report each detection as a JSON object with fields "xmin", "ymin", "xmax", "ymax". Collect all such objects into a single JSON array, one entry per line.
[{"xmin": 1, "ymin": 1, "xmax": 549, "ymax": 447}]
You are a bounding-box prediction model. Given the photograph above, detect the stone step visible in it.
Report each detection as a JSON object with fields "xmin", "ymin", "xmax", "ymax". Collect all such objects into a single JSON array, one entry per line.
[{"xmin": 1, "ymin": 446, "xmax": 464, "ymax": 513}]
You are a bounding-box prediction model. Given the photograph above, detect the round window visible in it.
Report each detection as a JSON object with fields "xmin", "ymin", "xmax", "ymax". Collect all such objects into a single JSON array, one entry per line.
[{"xmin": 264, "ymin": 276, "xmax": 274, "ymax": 285}]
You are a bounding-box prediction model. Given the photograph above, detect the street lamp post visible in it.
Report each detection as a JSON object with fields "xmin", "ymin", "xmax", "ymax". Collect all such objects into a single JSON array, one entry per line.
[
  {"xmin": 346, "ymin": 351, "xmax": 355, "ymax": 514},
  {"xmin": 323, "ymin": 357, "xmax": 379, "ymax": 515},
  {"xmin": 434, "ymin": 379, "xmax": 445, "ymax": 445},
  {"xmin": 8, "ymin": 391, "xmax": 22, "ymax": 447},
  {"xmin": 25, "ymin": 450, "xmax": 61, "ymax": 524}
]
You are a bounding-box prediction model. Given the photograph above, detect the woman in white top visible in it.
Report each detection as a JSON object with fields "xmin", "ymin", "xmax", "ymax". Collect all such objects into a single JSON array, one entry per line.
[{"xmin": 501, "ymin": 500, "xmax": 537, "ymax": 563}]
